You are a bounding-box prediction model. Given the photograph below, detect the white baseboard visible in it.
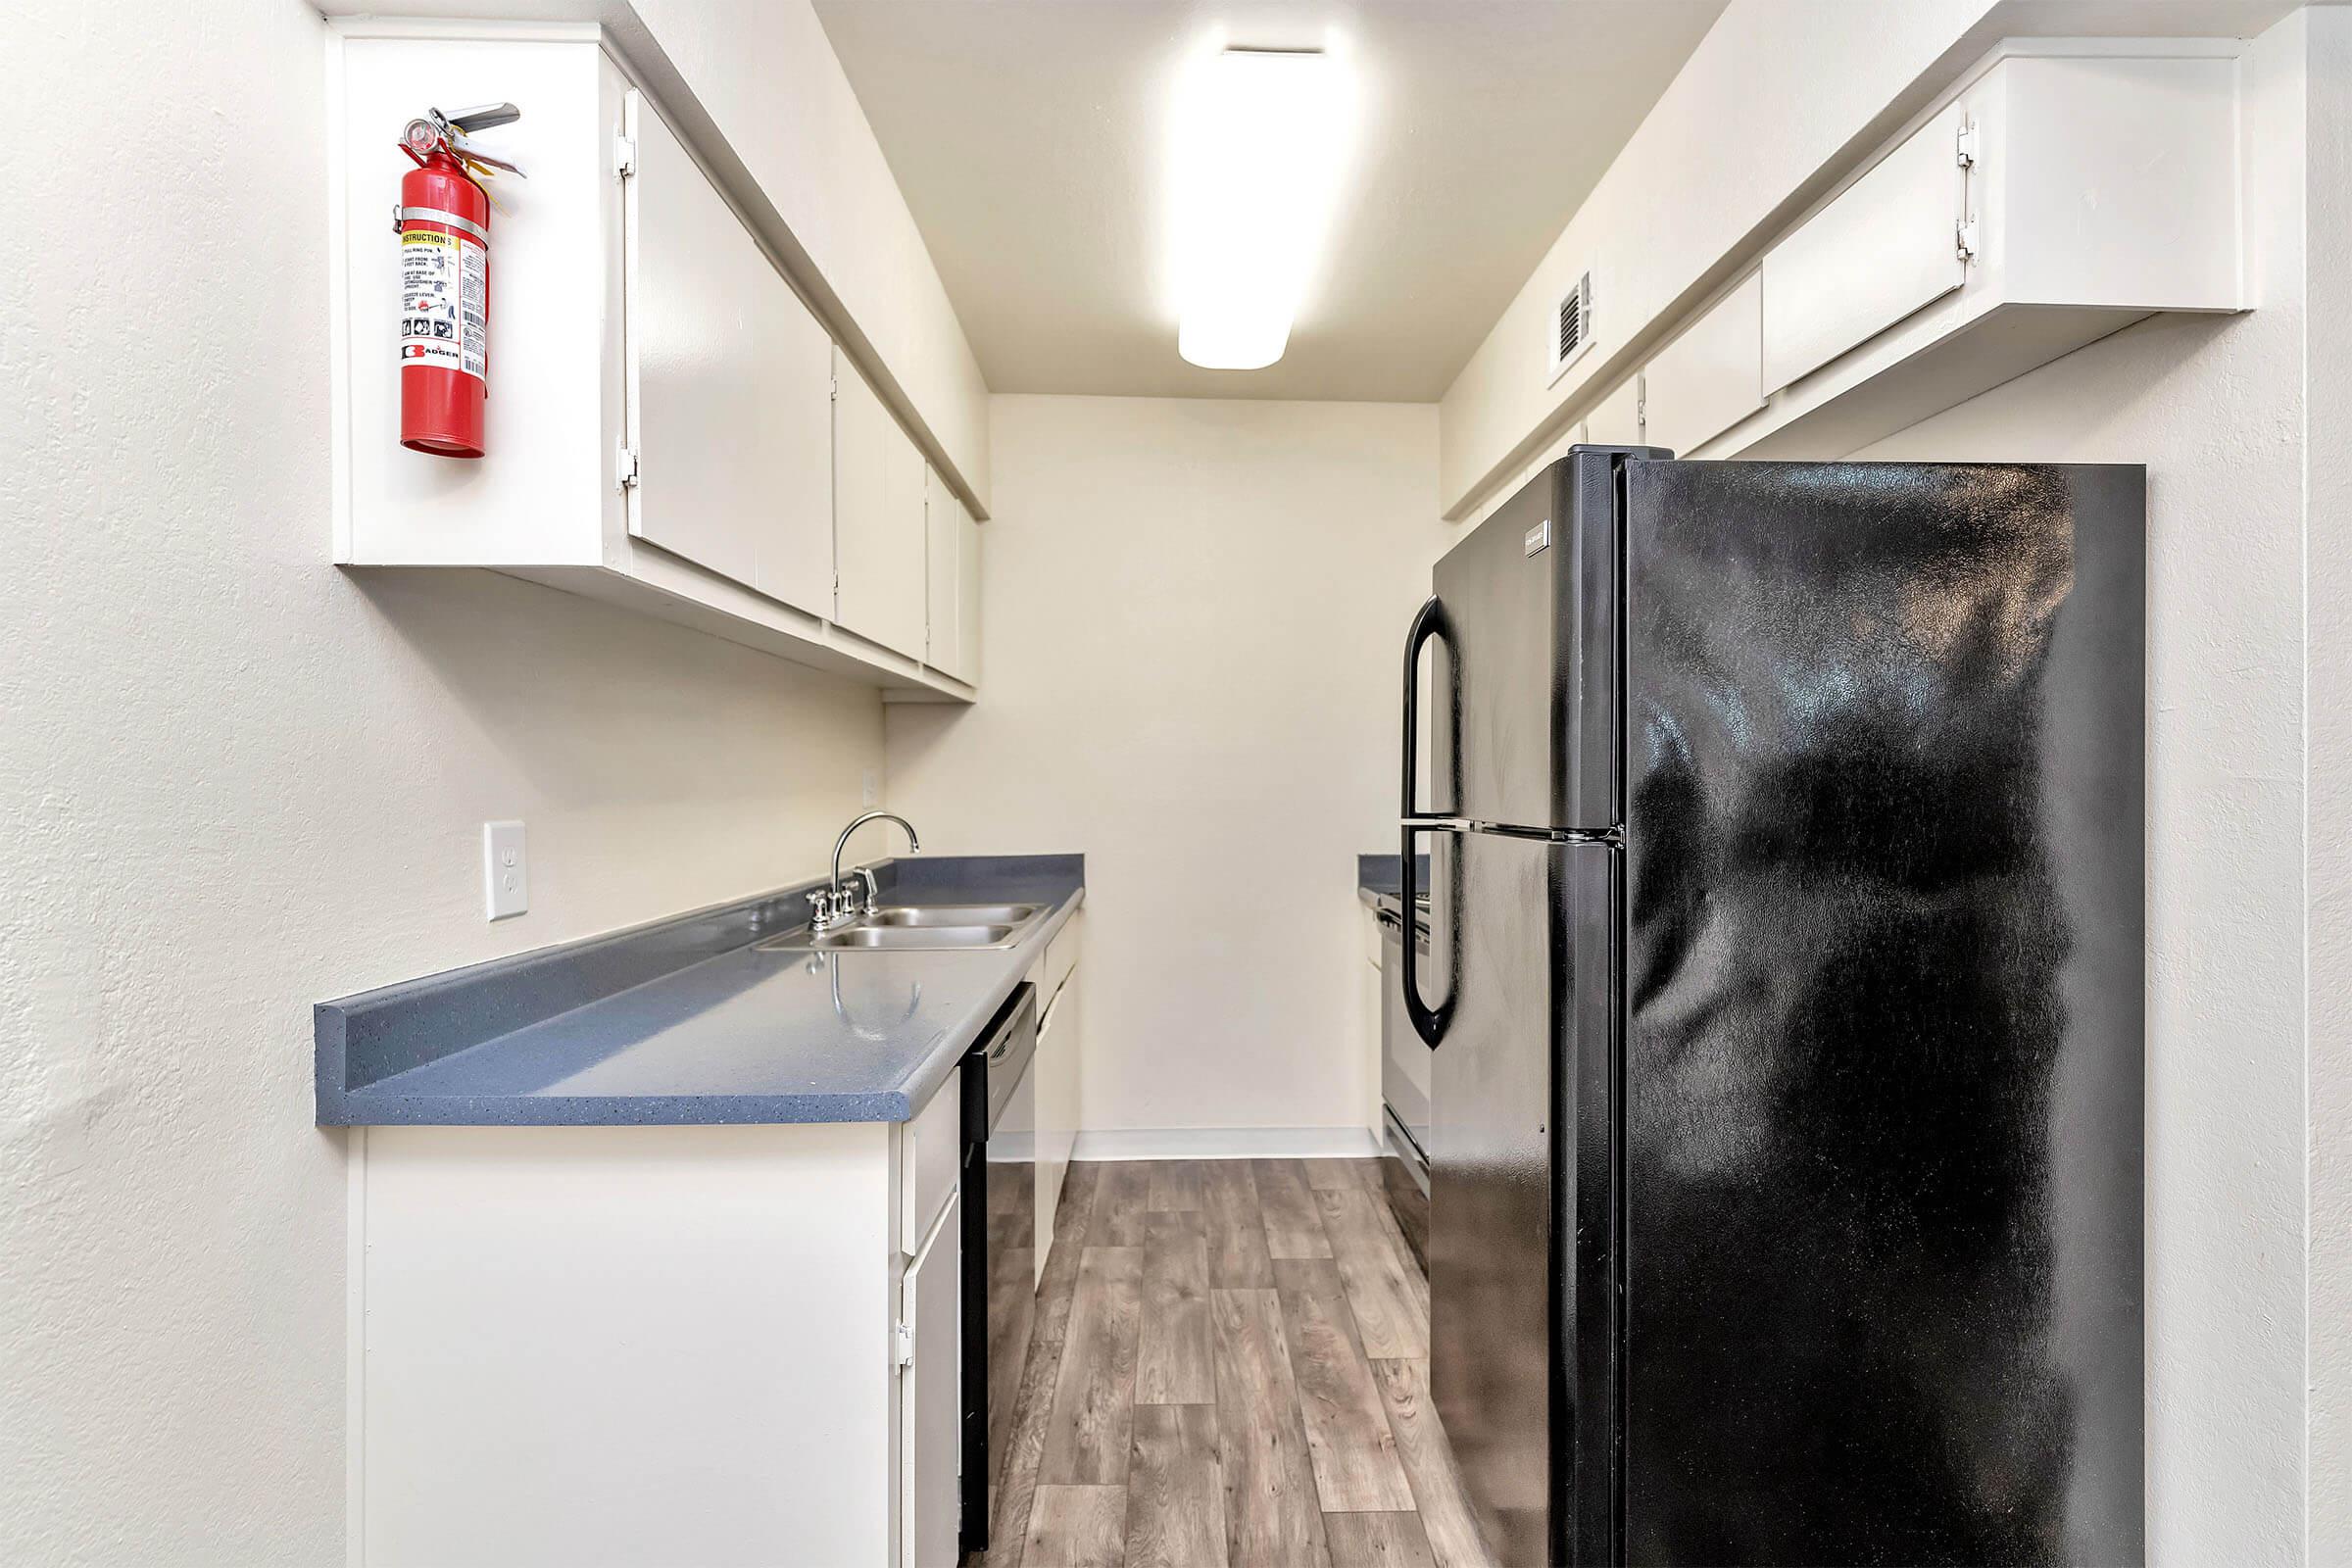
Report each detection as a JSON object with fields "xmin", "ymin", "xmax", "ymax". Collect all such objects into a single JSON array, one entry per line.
[{"xmin": 1069, "ymin": 1126, "xmax": 1382, "ymax": 1161}]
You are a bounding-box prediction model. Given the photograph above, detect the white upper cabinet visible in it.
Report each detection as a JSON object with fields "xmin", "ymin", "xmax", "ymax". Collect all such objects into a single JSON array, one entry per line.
[
  {"xmin": 326, "ymin": 25, "xmax": 980, "ymax": 700},
  {"xmin": 924, "ymin": 468, "xmax": 957, "ymax": 674},
  {"xmin": 1642, "ymin": 271, "xmax": 1765, "ymax": 457},
  {"xmin": 834, "ymin": 350, "xmax": 928, "ymax": 660},
  {"xmin": 1760, "ymin": 104, "xmax": 1968, "ymax": 397},
  {"xmin": 956, "ymin": 503, "xmax": 982, "ymax": 685},
  {"xmin": 1736, "ymin": 44, "xmax": 2241, "ymax": 460},
  {"xmin": 624, "ymin": 90, "xmax": 831, "ymax": 614},
  {"xmin": 1548, "ymin": 45, "xmax": 2239, "ymax": 484},
  {"xmin": 1588, "ymin": 375, "xmax": 1644, "ymax": 446},
  {"xmin": 921, "ymin": 472, "xmax": 983, "ymax": 685},
  {"xmin": 330, "ymin": 32, "xmax": 619, "ymax": 571}
]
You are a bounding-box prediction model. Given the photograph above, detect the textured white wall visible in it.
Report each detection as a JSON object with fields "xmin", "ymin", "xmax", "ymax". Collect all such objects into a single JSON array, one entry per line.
[
  {"xmin": 2306, "ymin": 8, "xmax": 2352, "ymax": 1557},
  {"xmin": 1853, "ymin": 15, "xmax": 2314, "ymax": 1558},
  {"xmin": 886, "ymin": 396, "xmax": 1439, "ymax": 1141},
  {"xmin": 0, "ymin": 0, "xmax": 884, "ymax": 1558}
]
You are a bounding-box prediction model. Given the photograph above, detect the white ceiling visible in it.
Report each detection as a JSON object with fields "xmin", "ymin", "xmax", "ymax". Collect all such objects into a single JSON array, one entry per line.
[{"xmin": 812, "ymin": 0, "xmax": 1729, "ymax": 402}]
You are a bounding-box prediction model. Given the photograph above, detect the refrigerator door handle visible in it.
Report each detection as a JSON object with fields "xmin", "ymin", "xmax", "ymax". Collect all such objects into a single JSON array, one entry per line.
[
  {"xmin": 1400, "ymin": 594, "xmax": 1452, "ymax": 821},
  {"xmin": 1399, "ymin": 594, "xmax": 1459, "ymax": 1048},
  {"xmin": 1398, "ymin": 819, "xmax": 1458, "ymax": 1048}
]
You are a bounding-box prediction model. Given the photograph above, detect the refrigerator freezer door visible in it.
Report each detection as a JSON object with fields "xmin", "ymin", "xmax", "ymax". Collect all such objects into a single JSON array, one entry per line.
[
  {"xmin": 1430, "ymin": 829, "xmax": 1616, "ymax": 1568},
  {"xmin": 1432, "ymin": 450, "xmax": 1643, "ymax": 833},
  {"xmin": 1620, "ymin": 460, "xmax": 2144, "ymax": 1565}
]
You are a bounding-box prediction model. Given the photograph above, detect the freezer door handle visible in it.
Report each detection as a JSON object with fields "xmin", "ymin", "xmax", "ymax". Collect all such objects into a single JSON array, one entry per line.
[{"xmin": 1400, "ymin": 594, "xmax": 1454, "ymax": 821}]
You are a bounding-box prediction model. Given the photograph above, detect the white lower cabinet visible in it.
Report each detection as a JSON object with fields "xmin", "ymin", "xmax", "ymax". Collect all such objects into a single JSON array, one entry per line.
[
  {"xmin": 1035, "ymin": 971, "xmax": 1081, "ymax": 1283},
  {"xmin": 1362, "ymin": 906, "xmax": 1385, "ymax": 1143},
  {"xmin": 1029, "ymin": 916, "xmax": 1083, "ymax": 1284},
  {"xmin": 902, "ymin": 1190, "xmax": 961, "ymax": 1568},
  {"xmin": 349, "ymin": 1072, "xmax": 962, "ymax": 1567}
]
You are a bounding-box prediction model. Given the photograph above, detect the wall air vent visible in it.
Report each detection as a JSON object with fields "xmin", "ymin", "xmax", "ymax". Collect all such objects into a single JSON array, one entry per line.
[{"xmin": 1548, "ymin": 269, "xmax": 1594, "ymax": 386}]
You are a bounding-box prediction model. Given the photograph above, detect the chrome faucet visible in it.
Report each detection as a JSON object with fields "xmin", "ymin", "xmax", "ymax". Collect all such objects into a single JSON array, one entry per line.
[{"xmin": 808, "ymin": 810, "xmax": 920, "ymax": 932}]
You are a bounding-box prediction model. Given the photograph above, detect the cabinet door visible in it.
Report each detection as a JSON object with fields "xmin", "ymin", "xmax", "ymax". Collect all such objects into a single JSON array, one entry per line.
[
  {"xmin": 1760, "ymin": 102, "xmax": 1968, "ymax": 394},
  {"xmin": 1589, "ymin": 374, "xmax": 1643, "ymax": 446},
  {"xmin": 924, "ymin": 469, "xmax": 958, "ymax": 674},
  {"xmin": 625, "ymin": 92, "xmax": 828, "ymax": 611},
  {"xmin": 1641, "ymin": 271, "xmax": 1764, "ymax": 457},
  {"xmin": 955, "ymin": 504, "xmax": 982, "ymax": 685},
  {"xmin": 1033, "ymin": 972, "xmax": 1080, "ymax": 1284},
  {"xmin": 903, "ymin": 1189, "xmax": 960, "ymax": 1568},
  {"xmin": 756, "ymin": 290, "xmax": 835, "ymax": 615},
  {"xmin": 835, "ymin": 352, "xmax": 928, "ymax": 658},
  {"xmin": 1362, "ymin": 916, "xmax": 1384, "ymax": 1140}
]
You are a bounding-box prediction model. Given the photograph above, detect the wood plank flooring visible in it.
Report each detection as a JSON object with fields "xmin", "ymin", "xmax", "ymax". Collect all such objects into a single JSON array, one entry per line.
[{"xmin": 982, "ymin": 1158, "xmax": 1495, "ymax": 1568}]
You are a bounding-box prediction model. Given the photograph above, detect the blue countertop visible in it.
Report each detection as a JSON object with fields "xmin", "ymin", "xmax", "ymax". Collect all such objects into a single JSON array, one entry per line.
[
  {"xmin": 1356, "ymin": 852, "xmax": 1429, "ymax": 907},
  {"xmin": 316, "ymin": 856, "xmax": 1083, "ymax": 1127}
]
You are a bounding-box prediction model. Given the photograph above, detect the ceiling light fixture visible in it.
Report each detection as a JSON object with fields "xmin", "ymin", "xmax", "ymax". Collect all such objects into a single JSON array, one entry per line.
[{"xmin": 1172, "ymin": 45, "xmax": 1353, "ymax": 371}]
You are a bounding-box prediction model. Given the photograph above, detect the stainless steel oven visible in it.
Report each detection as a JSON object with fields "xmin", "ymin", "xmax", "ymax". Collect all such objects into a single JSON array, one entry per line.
[{"xmin": 959, "ymin": 983, "xmax": 1036, "ymax": 1555}]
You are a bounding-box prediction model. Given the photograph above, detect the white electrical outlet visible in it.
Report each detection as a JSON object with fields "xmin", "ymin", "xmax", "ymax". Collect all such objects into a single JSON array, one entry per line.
[
  {"xmin": 861, "ymin": 769, "xmax": 880, "ymax": 808},
  {"xmin": 483, "ymin": 820, "xmax": 528, "ymax": 921}
]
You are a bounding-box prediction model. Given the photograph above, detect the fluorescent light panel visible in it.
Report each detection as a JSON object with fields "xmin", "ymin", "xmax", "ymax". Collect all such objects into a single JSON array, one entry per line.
[{"xmin": 1173, "ymin": 47, "xmax": 1350, "ymax": 370}]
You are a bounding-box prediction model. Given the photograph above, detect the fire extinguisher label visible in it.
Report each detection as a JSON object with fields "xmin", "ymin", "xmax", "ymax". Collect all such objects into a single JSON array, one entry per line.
[{"xmin": 398, "ymin": 229, "xmax": 487, "ymax": 382}]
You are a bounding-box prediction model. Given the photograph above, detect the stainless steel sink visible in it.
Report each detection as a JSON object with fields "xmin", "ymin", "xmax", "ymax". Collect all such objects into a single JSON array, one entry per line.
[
  {"xmin": 755, "ymin": 901, "xmax": 1046, "ymax": 953},
  {"xmin": 862, "ymin": 903, "xmax": 1038, "ymax": 928},
  {"xmin": 806, "ymin": 924, "xmax": 1015, "ymax": 950}
]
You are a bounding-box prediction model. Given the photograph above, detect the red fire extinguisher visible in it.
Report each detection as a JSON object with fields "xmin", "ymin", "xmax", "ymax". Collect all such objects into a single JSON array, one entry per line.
[{"xmin": 395, "ymin": 104, "xmax": 522, "ymax": 459}]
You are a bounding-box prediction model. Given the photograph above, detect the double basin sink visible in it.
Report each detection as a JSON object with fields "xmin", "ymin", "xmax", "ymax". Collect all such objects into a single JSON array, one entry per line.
[{"xmin": 757, "ymin": 902, "xmax": 1045, "ymax": 953}]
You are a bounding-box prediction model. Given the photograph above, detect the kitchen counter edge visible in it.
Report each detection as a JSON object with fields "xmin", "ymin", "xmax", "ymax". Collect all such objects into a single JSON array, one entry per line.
[{"xmin": 315, "ymin": 856, "xmax": 1083, "ymax": 1129}]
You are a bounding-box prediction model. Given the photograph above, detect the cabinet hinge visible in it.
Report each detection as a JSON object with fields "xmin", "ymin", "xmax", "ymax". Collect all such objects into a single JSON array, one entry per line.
[
  {"xmin": 614, "ymin": 131, "xmax": 637, "ymax": 179},
  {"xmin": 1635, "ymin": 375, "xmax": 1647, "ymax": 435},
  {"xmin": 1955, "ymin": 118, "xmax": 1979, "ymax": 170},
  {"xmin": 893, "ymin": 1321, "xmax": 915, "ymax": 1370},
  {"xmin": 1955, "ymin": 216, "xmax": 1980, "ymax": 264},
  {"xmin": 615, "ymin": 440, "xmax": 640, "ymax": 491}
]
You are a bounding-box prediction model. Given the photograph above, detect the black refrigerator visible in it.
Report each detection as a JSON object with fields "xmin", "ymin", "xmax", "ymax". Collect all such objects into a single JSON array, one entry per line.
[{"xmin": 1398, "ymin": 448, "xmax": 2143, "ymax": 1567}]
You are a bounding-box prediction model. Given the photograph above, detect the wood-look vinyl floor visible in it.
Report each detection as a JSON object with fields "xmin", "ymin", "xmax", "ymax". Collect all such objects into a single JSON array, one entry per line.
[{"xmin": 980, "ymin": 1159, "xmax": 1494, "ymax": 1568}]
